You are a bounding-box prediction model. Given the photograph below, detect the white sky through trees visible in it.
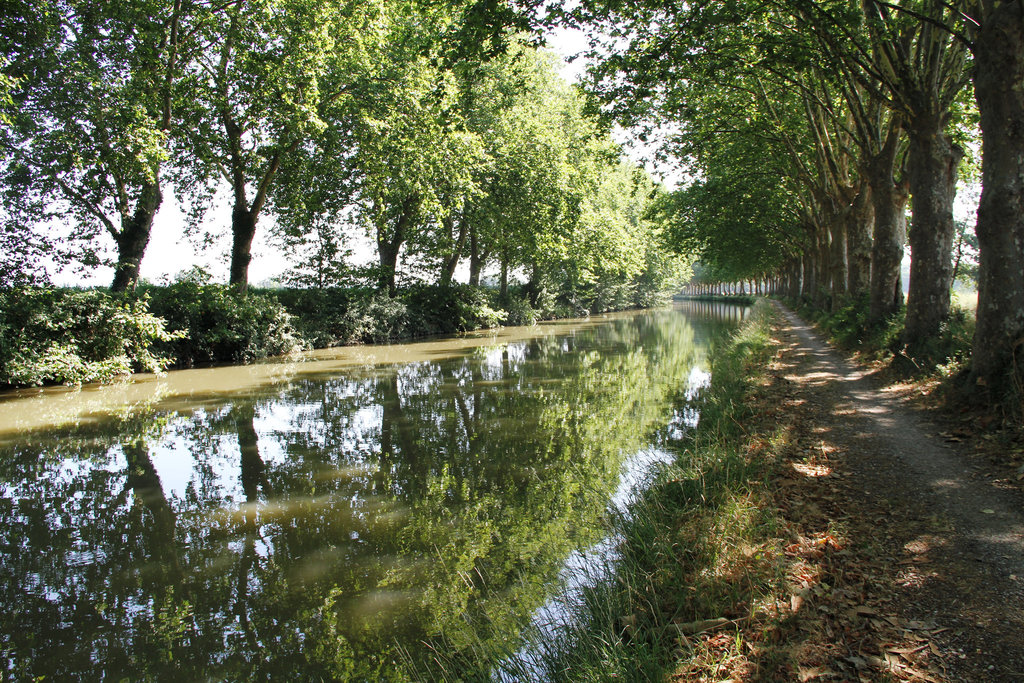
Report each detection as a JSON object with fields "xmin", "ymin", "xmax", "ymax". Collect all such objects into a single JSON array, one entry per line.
[{"xmin": 54, "ymin": 28, "xmax": 594, "ymax": 288}]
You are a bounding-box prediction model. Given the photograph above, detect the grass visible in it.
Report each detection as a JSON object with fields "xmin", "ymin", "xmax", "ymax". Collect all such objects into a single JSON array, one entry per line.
[{"xmin": 518, "ymin": 300, "xmax": 802, "ymax": 681}]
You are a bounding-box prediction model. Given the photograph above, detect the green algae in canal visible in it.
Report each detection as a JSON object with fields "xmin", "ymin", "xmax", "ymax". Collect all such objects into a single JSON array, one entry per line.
[{"xmin": 0, "ymin": 303, "xmax": 745, "ymax": 681}]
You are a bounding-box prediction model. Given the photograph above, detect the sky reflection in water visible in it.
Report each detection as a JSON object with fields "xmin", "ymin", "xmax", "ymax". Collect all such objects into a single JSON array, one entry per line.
[{"xmin": 0, "ymin": 300, "xmax": 746, "ymax": 681}]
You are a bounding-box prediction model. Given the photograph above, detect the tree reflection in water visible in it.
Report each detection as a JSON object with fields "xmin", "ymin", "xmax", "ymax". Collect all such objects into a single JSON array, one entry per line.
[{"xmin": 0, "ymin": 305, "xmax": 744, "ymax": 680}]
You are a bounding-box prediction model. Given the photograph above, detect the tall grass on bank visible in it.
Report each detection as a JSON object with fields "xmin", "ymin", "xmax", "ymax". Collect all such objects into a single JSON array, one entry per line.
[{"xmin": 508, "ymin": 300, "xmax": 790, "ymax": 681}]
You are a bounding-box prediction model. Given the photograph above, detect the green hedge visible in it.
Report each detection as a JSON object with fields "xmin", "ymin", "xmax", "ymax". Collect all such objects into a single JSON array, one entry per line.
[
  {"xmin": 0, "ymin": 279, "xmax": 674, "ymax": 389},
  {"xmin": 144, "ymin": 281, "xmax": 305, "ymax": 367},
  {"xmin": 402, "ymin": 284, "xmax": 504, "ymax": 336},
  {"xmin": 0, "ymin": 287, "xmax": 179, "ymax": 386}
]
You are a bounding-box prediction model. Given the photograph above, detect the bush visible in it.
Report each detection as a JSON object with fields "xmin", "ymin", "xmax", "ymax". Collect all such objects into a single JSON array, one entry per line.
[
  {"xmin": 502, "ymin": 296, "xmax": 539, "ymax": 327},
  {"xmin": 145, "ymin": 278, "xmax": 304, "ymax": 367},
  {"xmin": 269, "ymin": 287, "xmax": 373, "ymax": 347},
  {"xmin": 402, "ymin": 285, "xmax": 504, "ymax": 336},
  {"xmin": 589, "ymin": 280, "xmax": 634, "ymax": 313},
  {"xmin": 0, "ymin": 287, "xmax": 179, "ymax": 387},
  {"xmin": 360, "ymin": 292, "xmax": 410, "ymax": 343},
  {"xmin": 269, "ymin": 287, "xmax": 410, "ymax": 345}
]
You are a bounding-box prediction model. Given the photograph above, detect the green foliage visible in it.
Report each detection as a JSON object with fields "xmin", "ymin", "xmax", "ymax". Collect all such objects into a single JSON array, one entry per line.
[
  {"xmin": 0, "ymin": 287, "xmax": 179, "ymax": 386},
  {"xmin": 804, "ymin": 295, "xmax": 975, "ymax": 371},
  {"xmin": 502, "ymin": 295, "xmax": 540, "ymax": 326},
  {"xmin": 268, "ymin": 286, "xmax": 381, "ymax": 347},
  {"xmin": 145, "ymin": 276, "xmax": 304, "ymax": 367},
  {"xmin": 357, "ymin": 292, "xmax": 411, "ymax": 344},
  {"xmin": 402, "ymin": 284, "xmax": 504, "ymax": 336}
]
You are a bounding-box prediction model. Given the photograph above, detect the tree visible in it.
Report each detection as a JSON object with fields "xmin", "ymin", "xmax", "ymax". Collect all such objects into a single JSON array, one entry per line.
[
  {"xmin": 180, "ymin": 0, "xmax": 386, "ymax": 292},
  {"xmin": 0, "ymin": 0, "xmax": 200, "ymax": 291},
  {"xmin": 961, "ymin": 1, "xmax": 1024, "ymax": 395}
]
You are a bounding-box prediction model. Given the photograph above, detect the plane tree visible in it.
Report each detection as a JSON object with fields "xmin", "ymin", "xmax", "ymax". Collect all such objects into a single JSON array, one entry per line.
[
  {"xmin": 176, "ymin": 0, "xmax": 390, "ymax": 292},
  {"xmin": 0, "ymin": 0, "xmax": 205, "ymax": 291}
]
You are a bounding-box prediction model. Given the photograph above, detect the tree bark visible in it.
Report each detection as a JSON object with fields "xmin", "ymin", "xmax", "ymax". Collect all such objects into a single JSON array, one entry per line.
[
  {"xmin": 111, "ymin": 180, "xmax": 163, "ymax": 292},
  {"xmin": 230, "ymin": 205, "xmax": 257, "ymax": 292},
  {"xmin": 867, "ymin": 128, "xmax": 909, "ymax": 323},
  {"xmin": 828, "ymin": 213, "xmax": 848, "ymax": 311},
  {"xmin": 816, "ymin": 225, "xmax": 831, "ymax": 308},
  {"xmin": 439, "ymin": 212, "xmax": 468, "ymax": 286},
  {"xmin": 788, "ymin": 258, "xmax": 802, "ymax": 299},
  {"xmin": 526, "ymin": 261, "xmax": 540, "ymax": 307},
  {"xmin": 904, "ymin": 121, "xmax": 964, "ymax": 351},
  {"xmin": 846, "ymin": 182, "xmax": 874, "ymax": 299},
  {"xmin": 499, "ymin": 250, "xmax": 509, "ymax": 299},
  {"xmin": 469, "ymin": 224, "xmax": 483, "ymax": 286},
  {"xmin": 377, "ymin": 196, "xmax": 418, "ymax": 297},
  {"xmin": 969, "ymin": 7, "xmax": 1024, "ymax": 393},
  {"xmin": 801, "ymin": 250, "xmax": 816, "ymax": 301}
]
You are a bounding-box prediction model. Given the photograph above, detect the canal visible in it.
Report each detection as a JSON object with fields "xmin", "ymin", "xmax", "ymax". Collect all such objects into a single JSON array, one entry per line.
[{"xmin": 0, "ymin": 300, "xmax": 746, "ymax": 681}]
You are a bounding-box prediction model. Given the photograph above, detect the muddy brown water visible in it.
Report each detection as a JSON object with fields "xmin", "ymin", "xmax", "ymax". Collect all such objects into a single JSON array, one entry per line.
[{"xmin": 0, "ymin": 301, "xmax": 746, "ymax": 681}]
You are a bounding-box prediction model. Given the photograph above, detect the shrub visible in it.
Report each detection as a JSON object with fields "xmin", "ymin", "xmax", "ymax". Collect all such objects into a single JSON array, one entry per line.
[
  {"xmin": 269, "ymin": 287, "xmax": 374, "ymax": 347},
  {"xmin": 502, "ymin": 296, "xmax": 539, "ymax": 327},
  {"xmin": 403, "ymin": 285, "xmax": 504, "ymax": 336},
  {"xmin": 589, "ymin": 280, "xmax": 634, "ymax": 313},
  {"xmin": 145, "ymin": 279, "xmax": 304, "ymax": 367},
  {"xmin": 0, "ymin": 287, "xmax": 179, "ymax": 387},
  {"xmin": 360, "ymin": 292, "xmax": 410, "ymax": 343}
]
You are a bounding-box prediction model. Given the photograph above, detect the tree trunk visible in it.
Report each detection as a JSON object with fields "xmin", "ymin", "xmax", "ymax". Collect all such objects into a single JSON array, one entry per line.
[
  {"xmin": 526, "ymin": 261, "xmax": 540, "ymax": 308},
  {"xmin": 867, "ymin": 129, "xmax": 909, "ymax": 323},
  {"xmin": 802, "ymin": 251, "xmax": 816, "ymax": 301},
  {"xmin": 499, "ymin": 251, "xmax": 509, "ymax": 300},
  {"xmin": 439, "ymin": 212, "xmax": 468, "ymax": 286},
  {"xmin": 469, "ymin": 225, "xmax": 482, "ymax": 286},
  {"xmin": 111, "ymin": 180, "xmax": 162, "ymax": 292},
  {"xmin": 230, "ymin": 205, "xmax": 257, "ymax": 293},
  {"xmin": 846, "ymin": 182, "xmax": 874, "ymax": 298},
  {"xmin": 815, "ymin": 225, "xmax": 831, "ymax": 309},
  {"xmin": 904, "ymin": 122, "xmax": 964, "ymax": 351},
  {"xmin": 829, "ymin": 214, "xmax": 848, "ymax": 311},
  {"xmin": 969, "ymin": 8, "xmax": 1024, "ymax": 393},
  {"xmin": 377, "ymin": 196, "xmax": 418, "ymax": 297},
  {"xmin": 377, "ymin": 239, "xmax": 400, "ymax": 297},
  {"xmin": 788, "ymin": 258, "xmax": 802, "ymax": 299}
]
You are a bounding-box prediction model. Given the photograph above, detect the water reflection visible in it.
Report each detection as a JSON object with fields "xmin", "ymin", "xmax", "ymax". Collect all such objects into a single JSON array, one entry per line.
[{"xmin": 0, "ymin": 304, "xmax": 746, "ymax": 680}]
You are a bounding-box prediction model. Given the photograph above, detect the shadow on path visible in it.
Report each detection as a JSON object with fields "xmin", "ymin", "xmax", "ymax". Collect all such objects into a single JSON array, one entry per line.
[{"xmin": 768, "ymin": 301, "xmax": 1024, "ymax": 681}]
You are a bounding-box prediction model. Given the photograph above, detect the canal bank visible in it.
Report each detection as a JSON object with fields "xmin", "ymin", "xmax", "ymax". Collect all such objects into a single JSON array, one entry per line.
[{"xmin": 547, "ymin": 300, "xmax": 1024, "ymax": 682}]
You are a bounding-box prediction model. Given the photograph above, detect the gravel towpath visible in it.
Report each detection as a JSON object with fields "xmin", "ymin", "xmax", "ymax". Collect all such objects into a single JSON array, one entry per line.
[{"xmin": 771, "ymin": 301, "xmax": 1024, "ymax": 680}]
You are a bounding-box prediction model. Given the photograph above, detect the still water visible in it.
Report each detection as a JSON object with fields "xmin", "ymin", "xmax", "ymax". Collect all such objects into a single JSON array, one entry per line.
[{"xmin": 0, "ymin": 301, "xmax": 746, "ymax": 681}]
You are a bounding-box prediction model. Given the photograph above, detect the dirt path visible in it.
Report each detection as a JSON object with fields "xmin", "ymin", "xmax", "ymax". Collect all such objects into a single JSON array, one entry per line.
[{"xmin": 768, "ymin": 302, "xmax": 1024, "ymax": 681}]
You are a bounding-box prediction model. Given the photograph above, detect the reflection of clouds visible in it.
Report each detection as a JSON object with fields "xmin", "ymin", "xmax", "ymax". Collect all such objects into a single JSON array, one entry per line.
[{"xmin": 685, "ymin": 365, "xmax": 712, "ymax": 401}]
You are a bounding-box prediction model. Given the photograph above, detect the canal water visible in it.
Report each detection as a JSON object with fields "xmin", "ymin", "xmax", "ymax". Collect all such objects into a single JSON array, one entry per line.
[{"xmin": 0, "ymin": 300, "xmax": 746, "ymax": 681}]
